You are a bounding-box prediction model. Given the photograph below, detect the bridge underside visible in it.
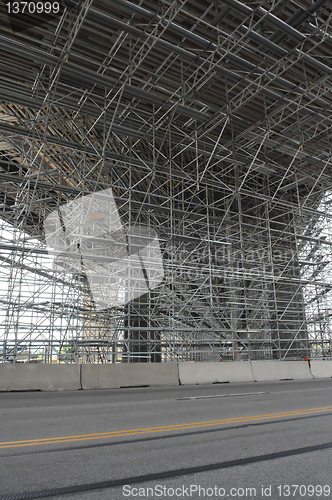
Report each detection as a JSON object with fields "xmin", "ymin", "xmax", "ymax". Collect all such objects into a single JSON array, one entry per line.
[{"xmin": 1, "ymin": 0, "xmax": 332, "ymax": 362}]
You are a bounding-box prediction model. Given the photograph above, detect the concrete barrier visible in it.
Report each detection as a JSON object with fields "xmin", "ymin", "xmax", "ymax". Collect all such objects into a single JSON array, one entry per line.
[
  {"xmin": 251, "ymin": 360, "xmax": 313, "ymax": 382},
  {"xmin": 1, "ymin": 360, "xmax": 322, "ymax": 392},
  {"xmin": 310, "ymin": 360, "xmax": 332, "ymax": 379},
  {"xmin": 178, "ymin": 361, "xmax": 254, "ymax": 385},
  {"xmin": 81, "ymin": 363, "xmax": 179, "ymax": 390},
  {"xmin": 0, "ymin": 363, "xmax": 81, "ymax": 391}
]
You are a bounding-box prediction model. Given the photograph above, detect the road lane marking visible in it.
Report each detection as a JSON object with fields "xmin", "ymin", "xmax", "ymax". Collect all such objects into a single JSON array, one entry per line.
[
  {"xmin": 179, "ymin": 391, "xmax": 267, "ymax": 400},
  {"xmin": 1, "ymin": 405, "xmax": 332, "ymax": 450}
]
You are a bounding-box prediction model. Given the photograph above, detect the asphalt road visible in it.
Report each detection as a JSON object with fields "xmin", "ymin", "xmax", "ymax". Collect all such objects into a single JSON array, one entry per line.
[{"xmin": 0, "ymin": 379, "xmax": 332, "ymax": 500}]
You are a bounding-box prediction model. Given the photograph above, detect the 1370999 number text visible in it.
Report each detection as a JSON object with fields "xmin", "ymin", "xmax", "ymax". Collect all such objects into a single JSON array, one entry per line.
[{"xmin": 5, "ymin": 2, "xmax": 60, "ymax": 14}]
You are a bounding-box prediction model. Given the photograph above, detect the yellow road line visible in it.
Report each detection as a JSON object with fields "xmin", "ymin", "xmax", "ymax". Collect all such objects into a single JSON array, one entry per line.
[{"xmin": 1, "ymin": 406, "xmax": 331, "ymax": 450}]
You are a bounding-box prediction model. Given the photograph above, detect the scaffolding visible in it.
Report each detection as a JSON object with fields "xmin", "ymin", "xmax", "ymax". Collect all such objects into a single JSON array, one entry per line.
[{"xmin": 1, "ymin": 0, "xmax": 332, "ymax": 362}]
